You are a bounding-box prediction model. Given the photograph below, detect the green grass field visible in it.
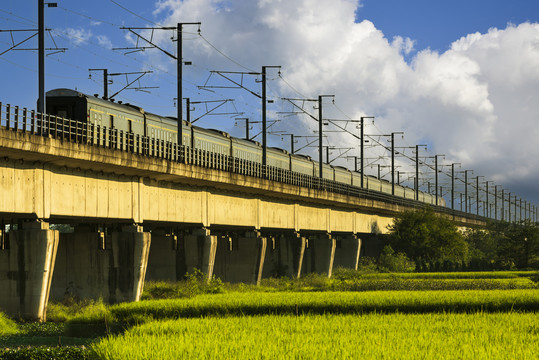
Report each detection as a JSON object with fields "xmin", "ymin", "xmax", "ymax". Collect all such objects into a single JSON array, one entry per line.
[
  {"xmin": 2, "ymin": 270, "xmax": 538, "ymax": 359},
  {"xmin": 63, "ymin": 289, "xmax": 539, "ymax": 338},
  {"xmin": 91, "ymin": 313, "xmax": 539, "ymax": 360}
]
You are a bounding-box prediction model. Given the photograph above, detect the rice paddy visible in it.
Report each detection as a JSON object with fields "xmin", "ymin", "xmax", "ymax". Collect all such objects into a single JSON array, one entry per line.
[
  {"xmin": 2, "ymin": 271, "xmax": 538, "ymax": 359},
  {"xmin": 92, "ymin": 313, "xmax": 539, "ymax": 360}
]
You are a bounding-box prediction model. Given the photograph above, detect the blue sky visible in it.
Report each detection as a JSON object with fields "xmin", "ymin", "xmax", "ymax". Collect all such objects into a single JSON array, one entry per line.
[
  {"xmin": 358, "ymin": 0, "xmax": 539, "ymax": 53},
  {"xmin": 1, "ymin": 0, "xmax": 539, "ymax": 210}
]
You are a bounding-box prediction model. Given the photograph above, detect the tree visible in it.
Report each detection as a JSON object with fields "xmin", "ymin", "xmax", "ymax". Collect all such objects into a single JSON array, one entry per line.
[
  {"xmin": 462, "ymin": 227, "xmax": 498, "ymax": 270},
  {"xmin": 489, "ymin": 220, "xmax": 539, "ymax": 269},
  {"xmin": 387, "ymin": 208, "xmax": 469, "ymax": 264}
]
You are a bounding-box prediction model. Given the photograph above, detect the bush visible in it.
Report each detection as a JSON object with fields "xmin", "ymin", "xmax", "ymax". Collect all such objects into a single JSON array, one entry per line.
[
  {"xmin": 0, "ymin": 312, "xmax": 18, "ymax": 336},
  {"xmin": 356, "ymin": 257, "xmax": 378, "ymax": 273},
  {"xmin": 378, "ymin": 245, "xmax": 415, "ymax": 273},
  {"xmin": 47, "ymin": 297, "xmax": 107, "ymax": 322},
  {"xmin": 142, "ymin": 269, "xmax": 224, "ymax": 300},
  {"xmin": 0, "ymin": 346, "xmax": 92, "ymax": 360}
]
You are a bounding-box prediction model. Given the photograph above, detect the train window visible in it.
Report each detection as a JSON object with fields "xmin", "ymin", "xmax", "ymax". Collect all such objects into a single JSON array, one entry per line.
[
  {"xmin": 56, "ymin": 107, "xmax": 68, "ymax": 118},
  {"xmin": 110, "ymin": 115, "xmax": 114, "ymax": 128},
  {"xmin": 128, "ymin": 120, "xmax": 132, "ymax": 133}
]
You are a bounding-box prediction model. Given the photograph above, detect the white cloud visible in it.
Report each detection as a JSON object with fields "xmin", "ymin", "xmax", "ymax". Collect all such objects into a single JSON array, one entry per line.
[
  {"xmin": 152, "ymin": 0, "xmax": 539, "ymax": 203},
  {"xmin": 96, "ymin": 35, "xmax": 113, "ymax": 49},
  {"xmin": 64, "ymin": 28, "xmax": 93, "ymax": 46},
  {"xmin": 392, "ymin": 36, "xmax": 416, "ymax": 55}
]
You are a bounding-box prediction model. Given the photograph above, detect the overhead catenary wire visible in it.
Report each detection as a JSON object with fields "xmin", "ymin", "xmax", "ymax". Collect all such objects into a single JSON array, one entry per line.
[{"xmin": 0, "ymin": 3, "xmax": 527, "ymax": 208}]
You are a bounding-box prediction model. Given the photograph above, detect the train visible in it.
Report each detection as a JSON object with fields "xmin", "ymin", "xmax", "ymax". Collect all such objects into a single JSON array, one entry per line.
[{"xmin": 45, "ymin": 88, "xmax": 445, "ymax": 206}]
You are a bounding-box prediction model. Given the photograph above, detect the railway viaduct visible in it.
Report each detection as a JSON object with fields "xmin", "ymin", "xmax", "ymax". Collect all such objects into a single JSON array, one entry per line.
[{"xmin": 0, "ymin": 117, "xmax": 485, "ymax": 320}]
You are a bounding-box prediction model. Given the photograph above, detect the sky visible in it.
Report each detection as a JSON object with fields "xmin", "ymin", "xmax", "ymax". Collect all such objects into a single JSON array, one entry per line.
[{"xmin": 1, "ymin": 0, "xmax": 539, "ymax": 213}]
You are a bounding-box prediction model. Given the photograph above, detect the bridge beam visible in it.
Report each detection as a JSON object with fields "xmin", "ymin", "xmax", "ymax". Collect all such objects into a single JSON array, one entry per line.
[{"xmin": 0, "ymin": 220, "xmax": 59, "ymax": 321}]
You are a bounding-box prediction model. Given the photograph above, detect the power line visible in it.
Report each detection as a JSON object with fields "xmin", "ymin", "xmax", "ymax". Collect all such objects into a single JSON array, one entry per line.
[
  {"xmin": 58, "ymin": 6, "xmax": 118, "ymax": 27},
  {"xmin": 109, "ymin": 0, "xmax": 161, "ymax": 26},
  {"xmin": 198, "ymin": 33, "xmax": 255, "ymax": 72}
]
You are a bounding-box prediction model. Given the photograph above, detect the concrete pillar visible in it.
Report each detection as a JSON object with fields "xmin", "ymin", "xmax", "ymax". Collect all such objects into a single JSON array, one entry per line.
[
  {"xmin": 51, "ymin": 225, "xmax": 150, "ymax": 304},
  {"xmin": 262, "ymin": 233, "xmax": 306, "ymax": 279},
  {"xmin": 145, "ymin": 230, "xmax": 178, "ymax": 282},
  {"xmin": 333, "ymin": 234, "xmax": 362, "ymax": 270},
  {"xmin": 213, "ymin": 231, "xmax": 267, "ymax": 284},
  {"xmin": 109, "ymin": 225, "xmax": 151, "ymax": 303},
  {"xmin": 50, "ymin": 227, "xmax": 110, "ymax": 301},
  {"xmin": 0, "ymin": 221, "xmax": 59, "ymax": 321},
  {"xmin": 183, "ymin": 228, "xmax": 217, "ymax": 282},
  {"xmin": 302, "ymin": 233, "xmax": 336, "ymax": 278}
]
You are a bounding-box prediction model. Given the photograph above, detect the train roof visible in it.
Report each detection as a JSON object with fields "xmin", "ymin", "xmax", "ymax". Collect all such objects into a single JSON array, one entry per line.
[
  {"xmin": 269, "ymin": 147, "xmax": 289, "ymax": 155},
  {"xmin": 46, "ymin": 88, "xmax": 145, "ymax": 114},
  {"xmin": 231, "ymin": 137, "xmax": 262, "ymax": 146},
  {"xmin": 291, "ymin": 153, "xmax": 312, "ymax": 160},
  {"xmin": 192, "ymin": 126, "xmax": 231, "ymax": 138}
]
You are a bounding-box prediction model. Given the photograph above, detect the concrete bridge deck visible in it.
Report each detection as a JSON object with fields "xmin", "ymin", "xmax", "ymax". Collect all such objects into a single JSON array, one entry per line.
[{"xmin": 0, "ymin": 113, "xmax": 485, "ymax": 320}]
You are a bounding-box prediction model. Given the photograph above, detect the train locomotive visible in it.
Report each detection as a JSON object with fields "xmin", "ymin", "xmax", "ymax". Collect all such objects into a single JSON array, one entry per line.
[{"xmin": 46, "ymin": 88, "xmax": 444, "ymax": 206}]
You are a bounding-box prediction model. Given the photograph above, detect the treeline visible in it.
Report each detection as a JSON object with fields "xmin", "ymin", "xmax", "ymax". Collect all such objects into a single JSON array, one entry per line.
[{"xmin": 381, "ymin": 208, "xmax": 539, "ymax": 272}]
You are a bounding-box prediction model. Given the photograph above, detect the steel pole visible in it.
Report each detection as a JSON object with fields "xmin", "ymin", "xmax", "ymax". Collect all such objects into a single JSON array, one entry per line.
[
  {"xmin": 360, "ymin": 117, "xmax": 364, "ymax": 188},
  {"xmin": 177, "ymin": 23, "xmax": 183, "ymax": 148},
  {"xmin": 494, "ymin": 186, "xmax": 498, "ymax": 220},
  {"xmin": 103, "ymin": 69, "xmax": 108, "ymax": 100},
  {"xmin": 486, "ymin": 182, "xmax": 490, "ymax": 218},
  {"xmin": 391, "ymin": 133, "xmax": 395, "ymax": 195},
  {"xmin": 38, "ymin": 0, "xmax": 45, "ymax": 113},
  {"xmin": 435, "ymin": 156, "xmax": 439, "ymax": 206},
  {"xmin": 508, "ymin": 193, "xmax": 512, "ymax": 222},
  {"xmin": 262, "ymin": 66, "xmax": 267, "ymax": 171},
  {"xmin": 185, "ymin": 98, "xmax": 190, "ymax": 123},
  {"xmin": 451, "ymin": 164, "xmax": 455, "ymax": 210},
  {"xmin": 502, "ymin": 189, "xmax": 505, "ymax": 221},
  {"xmin": 465, "ymin": 172, "xmax": 468, "ymax": 213},
  {"xmin": 476, "ymin": 176, "xmax": 480, "ymax": 216},
  {"xmin": 318, "ymin": 95, "xmax": 323, "ymax": 178},
  {"xmin": 416, "ymin": 145, "xmax": 420, "ymax": 201}
]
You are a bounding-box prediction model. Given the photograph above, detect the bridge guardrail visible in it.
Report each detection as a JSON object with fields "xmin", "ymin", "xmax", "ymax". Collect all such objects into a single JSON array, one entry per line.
[{"xmin": 0, "ymin": 102, "xmax": 486, "ymax": 222}]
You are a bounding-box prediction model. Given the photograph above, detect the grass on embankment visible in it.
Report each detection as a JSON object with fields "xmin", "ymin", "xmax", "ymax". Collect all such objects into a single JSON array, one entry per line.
[{"xmin": 140, "ymin": 270, "xmax": 539, "ymax": 300}]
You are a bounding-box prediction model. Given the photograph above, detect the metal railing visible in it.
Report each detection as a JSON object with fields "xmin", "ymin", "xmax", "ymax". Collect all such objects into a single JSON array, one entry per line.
[{"xmin": 0, "ymin": 102, "xmax": 486, "ymax": 222}]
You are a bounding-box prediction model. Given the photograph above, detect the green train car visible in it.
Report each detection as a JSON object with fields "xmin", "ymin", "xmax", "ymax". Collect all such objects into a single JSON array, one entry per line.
[{"xmin": 46, "ymin": 88, "xmax": 444, "ymax": 206}]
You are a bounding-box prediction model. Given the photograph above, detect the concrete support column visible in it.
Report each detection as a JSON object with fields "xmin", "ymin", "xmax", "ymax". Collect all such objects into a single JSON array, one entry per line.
[
  {"xmin": 303, "ymin": 233, "xmax": 336, "ymax": 278},
  {"xmin": 213, "ymin": 231, "xmax": 267, "ymax": 285},
  {"xmin": 295, "ymin": 236, "xmax": 307, "ymax": 279},
  {"xmin": 145, "ymin": 230, "xmax": 178, "ymax": 282},
  {"xmin": 50, "ymin": 226, "xmax": 110, "ymax": 302},
  {"xmin": 254, "ymin": 234, "xmax": 267, "ymax": 285},
  {"xmin": 333, "ymin": 234, "xmax": 362, "ymax": 270},
  {"xmin": 110, "ymin": 225, "xmax": 151, "ymax": 303},
  {"xmin": 0, "ymin": 221, "xmax": 59, "ymax": 321},
  {"xmin": 183, "ymin": 228, "xmax": 217, "ymax": 282},
  {"xmin": 262, "ymin": 233, "xmax": 305, "ymax": 279}
]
